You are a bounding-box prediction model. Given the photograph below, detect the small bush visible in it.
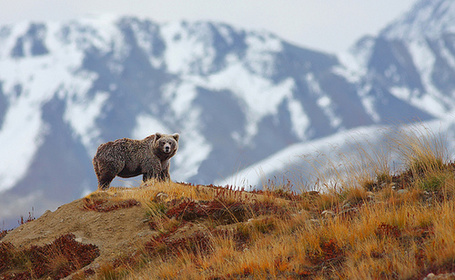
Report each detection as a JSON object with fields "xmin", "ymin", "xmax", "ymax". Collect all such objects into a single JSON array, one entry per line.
[
  {"xmin": 0, "ymin": 234, "xmax": 100, "ymax": 280},
  {"xmin": 96, "ymin": 263, "xmax": 129, "ymax": 280},
  {"xmin": 145, "ymin": 231, "xmax": 213, "ymax": 259},
  {"xmin": 17, "ymin": 210, "xmax": 36, "ymax": 226},
  {"xmin": 419, "ymin": 173, "xmax": 446, "ymax": 192},
  {"xmin": 308, "ymin": 238, "xmax": 345, "ymax": 266},
  {"xmin": 0, "ymin": 242, "xmax": 16, "ymax": 272},
  {"xmin": 375, "ymin": 223, "xmax": 401, "ymax": 239}
]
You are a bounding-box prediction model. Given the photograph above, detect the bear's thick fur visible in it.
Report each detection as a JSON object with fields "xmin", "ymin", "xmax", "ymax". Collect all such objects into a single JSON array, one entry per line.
[{"xmin": 93, "ymin": 133, "xmax": 179, "ymax": 190}]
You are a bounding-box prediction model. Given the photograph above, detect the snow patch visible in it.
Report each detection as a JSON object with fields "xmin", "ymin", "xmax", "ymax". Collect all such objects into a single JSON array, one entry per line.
[
  {"xmin": 405, "ymin": 40, "xmax": 454, "ymax": 117},
  {"xmin": 73, "ymin": 14, "xmax": 124, "ymax": 53},
  {"xmin": 133, "ymin": 114, "xmax": 171, "ymax": 139},
  {"xmin": 359, "ymin": 86, "xmax": 381, "ymax": 123},
  {"xmin": 161, "ymin": 22, "xmax": 216, "ymax": 75},
  {"xmin": 0, "ymin": 19, "xmax": 107, "ymax": 191},
  {"xmin": 0, "ymin": 98, "xmax": 48, "ymax": 191},
  {"xmin": 173, "ymin": 109, "xmax": 212, "ymax": 181},
  {"xmin": 389, "ymin": 86, "xmax": 447, "ymax": 116},
  {"xmin": 287, "ymin": 97, "xmax": 309, "ymax": 140},
  {"xmin": 306, "ymin": 73, "xmax": 341, "ymax": 129},
  {"xmin": 163, "ymin": 81, "xmax": 199, "ymax": 119},
  {"xmin": 129, "ymin": 19, "xmax": 163, "ymax": 69},
  {"xmin": 384, "ymin": 65, "xmax": 400, "ymax": 83},
  {"xmin": 0, "ymin": 22, "xmax": 29, "ymax": 58},
  {"xmin": 203, "ymin": 57, "xmax": 295, "ymax": 143},
  {"xmin": 389, "ymin": 86, "xmax": 412, "ymax": 100},
  {"xmin": 383, "ymin": 0, "xmax": 455, "ymax": 41},
  {"xmin": 438, "ymin": 40, "xmax": 455, "ymax": 70},
  {"xmin": 335, "ymin": 50, "xmax": 368, "ymax": 84},
  {"xmin": 217, "ymin": 24, "xmax": 235, "ymax": 45},
  {"xmin": 64, "ymin": 90, "xmax": 108, "ymax": 154},
  {"xmin": 216, "ymin": 125, "xmax": 386, "ymax": 189},
  {"xmin": 219, "ymin": 118, "xmax": 455, "ymax": 190},
  {"xmin": 245, "ymin": 32, "xmax": 282, "ymax": 77}
]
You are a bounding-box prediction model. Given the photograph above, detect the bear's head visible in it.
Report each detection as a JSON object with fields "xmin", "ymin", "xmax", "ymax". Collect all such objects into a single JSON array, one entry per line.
[{"xmin": 153, "ymin": 133, "xmax": 179, "ymax": 159}]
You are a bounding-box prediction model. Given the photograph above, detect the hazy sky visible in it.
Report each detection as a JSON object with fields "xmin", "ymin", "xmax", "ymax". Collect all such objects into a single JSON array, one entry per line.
[{"xmin": 0, "ymin": 0, "xmax": 416, "ymax": 54}]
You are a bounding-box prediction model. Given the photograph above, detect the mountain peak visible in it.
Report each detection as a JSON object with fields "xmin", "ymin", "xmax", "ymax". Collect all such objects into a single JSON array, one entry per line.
[{"xmin": 381, "ymin": 0, "xmax": 455, "ymax": 40}]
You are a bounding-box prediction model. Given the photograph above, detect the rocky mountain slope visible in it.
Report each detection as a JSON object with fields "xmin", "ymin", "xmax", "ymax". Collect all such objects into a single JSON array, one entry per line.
[
  {"xmin": 349, "ymin": 0, "xmax": 455, "ymax": 119},
  {"xmin": 1, "ymin": 0, "xmax": 455, "ymax": 227}
]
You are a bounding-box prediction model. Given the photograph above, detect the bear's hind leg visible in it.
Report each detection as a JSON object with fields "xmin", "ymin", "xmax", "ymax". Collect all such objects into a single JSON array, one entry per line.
[
  {"xmin": 94, "ymin": 159, "xmax": 123, "ymax": 190},
  {"xmin": 93, "ymin": 159, "xmax": 110, "ymax": 190},
  {"xmin": 98, "ymin": 173, "xmax": 115, "ymax": 190},
  {"xmin": 143, "ymin": 173, "xmax": 151, "ymax": 183},
  {"xmin": 96, "ymin": 163, "xmax": 117, "ymax": 190}
]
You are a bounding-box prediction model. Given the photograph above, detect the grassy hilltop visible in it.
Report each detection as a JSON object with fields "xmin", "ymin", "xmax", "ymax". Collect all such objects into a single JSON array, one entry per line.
[{"xmin": 2, "ymin": 127, "xmax": 455, "ymax": 279}]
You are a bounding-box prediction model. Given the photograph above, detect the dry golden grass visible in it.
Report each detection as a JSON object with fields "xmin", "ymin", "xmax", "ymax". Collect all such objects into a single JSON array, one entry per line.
[
  {"xmin": 94, "ymin": 189, "xmax": 455, "ymax": 280},
  {"xmin": 394, "ymin": 124, "xmax": 447, "ymax": 174},
  {"xmin": 93, "ymin": 180, "xmax": 275, "ymax": 206},
  {"xmin": 102, "ymin": 180, "xmax": 217, "ymax": 202},
  {"xmin": 75, "ymin": 126, "xmax": 455, "ymax": 279}
]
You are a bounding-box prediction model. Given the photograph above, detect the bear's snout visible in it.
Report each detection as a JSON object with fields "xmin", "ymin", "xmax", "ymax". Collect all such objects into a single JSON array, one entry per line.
[{"xmin": 164, "ymin": 143, "xmax": 171, "ymax": 153}]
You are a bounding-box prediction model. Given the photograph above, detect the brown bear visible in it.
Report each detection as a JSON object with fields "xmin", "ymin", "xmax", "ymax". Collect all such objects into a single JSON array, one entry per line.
[{"xmin": 92, "ymin": 133, "xmax": 179, "ymax": 190}]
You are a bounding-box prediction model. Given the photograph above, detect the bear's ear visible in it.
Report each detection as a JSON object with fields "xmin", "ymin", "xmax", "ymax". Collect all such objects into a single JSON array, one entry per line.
[
  {"xmin": 172, "ymin": 133, "xmax": 180, "ymax": 142},
  {"xmin": 155, "ymin": 133, "xmax": 162, "ymax": 140}
]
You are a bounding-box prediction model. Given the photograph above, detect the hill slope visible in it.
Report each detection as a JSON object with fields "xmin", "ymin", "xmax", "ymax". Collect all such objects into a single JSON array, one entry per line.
[{"xmin": 3, "ymin": 148, "xmax": 455, "ymax": 279}]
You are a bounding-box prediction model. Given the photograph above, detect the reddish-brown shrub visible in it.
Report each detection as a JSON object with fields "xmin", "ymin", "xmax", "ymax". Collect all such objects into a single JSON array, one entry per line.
[
  {"xmin": 0, "ymin": 234, "xmax": 99, "ymax": 280},
  {"xmin": 375, "ymin": 223, "xmax": 401, "ymax": 239},
  {"xmin": 0, "ymin": 242, "xmax": 14, "ymax": 272},
  {"xmin": 145, "ymin": 231, "xmax": 212, "ymax": 259},
  {"xmin": 165, "ymin": 199, "xmax": 248, "ymax": 224},
  {"xmin": 308, "ymin": 238, "xmax": 345, "ymax": 266}
]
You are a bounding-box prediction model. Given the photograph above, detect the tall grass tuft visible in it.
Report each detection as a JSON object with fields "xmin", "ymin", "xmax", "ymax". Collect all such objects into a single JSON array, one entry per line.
[{"xmin": 393, "ymin": 124, "xmax": 447, "ymax": 176}]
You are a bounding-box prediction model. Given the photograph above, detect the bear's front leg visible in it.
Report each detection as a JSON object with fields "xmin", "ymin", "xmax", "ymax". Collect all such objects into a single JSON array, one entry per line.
[
  {"xmin": 157, "ymin": 160, "xmax": 171, "ymax": 181},
  {"xmin": 143, "ymin": 156, "xmax": 163, "ymax": 183},
  {"xmin": 158, "ymin": 169, "xmax": 170, "ymax": 181},
  {"xmin": 143, "ymin": 170, "xmax": 159, "ymax": 182},
  {"xmin": 143, "ymin": 173, "xmax": 152, "ymax": 182}
]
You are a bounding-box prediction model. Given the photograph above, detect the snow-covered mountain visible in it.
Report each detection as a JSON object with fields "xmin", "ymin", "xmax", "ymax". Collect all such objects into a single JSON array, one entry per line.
[
  {"xmin": 348, "ymin": 0, "xmax": 455, "ymax": 119},
  {"xmin": 1, "ymin": 0, "xmax": 454, "ymax": 227},
  {"xmin": 218, "ymin": 119, "xmax": 455, "ymax": 189},
  {"xmin": 231, "ymin": 0, "xmax": 455, "ymax": 188}
]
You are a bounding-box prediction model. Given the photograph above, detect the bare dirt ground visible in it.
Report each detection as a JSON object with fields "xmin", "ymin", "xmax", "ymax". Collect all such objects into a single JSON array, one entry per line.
[{"xmin": 2, "ymin": 190, "xmax": 156, "ymax": 271}]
